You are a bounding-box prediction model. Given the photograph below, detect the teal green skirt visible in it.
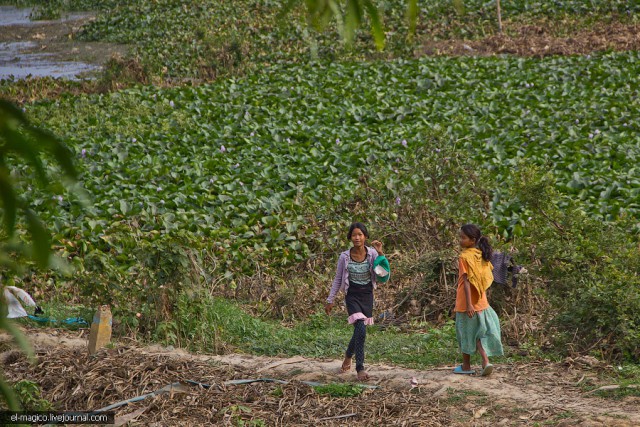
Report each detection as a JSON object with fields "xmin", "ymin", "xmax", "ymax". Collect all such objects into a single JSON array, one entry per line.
[{"xmin": 455, "ymin": 307, "xmax": 504, "ymax": 356}]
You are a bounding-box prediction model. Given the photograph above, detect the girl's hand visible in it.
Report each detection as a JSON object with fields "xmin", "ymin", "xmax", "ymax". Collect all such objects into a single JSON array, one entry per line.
[
  {"xmin": 371, "ymin": 240, "xmax": 383, "ymax": 254},
  {"xmin": 325, "ymin": 303, "xmax": 333, "ymax": 315},
  {"xmin": 466, "ymin": 305, "xmax": 476, "ymax": 318}
]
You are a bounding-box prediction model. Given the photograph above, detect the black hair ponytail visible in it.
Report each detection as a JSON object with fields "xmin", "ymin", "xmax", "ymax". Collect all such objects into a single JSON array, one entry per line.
[
  {"xmin": 477, "ymin": 236, "xmax": 493, "ymax": 262},
  {"xmin": 461, "ymin": 224, "xmax": 493, "ymax": 262}
]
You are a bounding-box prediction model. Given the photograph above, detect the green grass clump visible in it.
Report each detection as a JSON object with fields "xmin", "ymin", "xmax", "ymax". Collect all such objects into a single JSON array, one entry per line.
[
  {"xmin": 13, "ymin": 380, "xmax": 53, "ymax": 411},
  {"xmin": 594, "ymin": 386, "xmax": 640, "ymax": 399},
  {"xmin": 590, "ymin": 364, "xmax": 640, "ymax": 399},
  {"xmin": 313, "ymin": 383, "xmax": 365, "ymax": 397}
]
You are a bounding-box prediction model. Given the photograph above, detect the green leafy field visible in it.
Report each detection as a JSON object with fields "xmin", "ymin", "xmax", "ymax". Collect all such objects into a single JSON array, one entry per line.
[{"xmin": 23, "ymin": 52, "xmax": 640, "ymax": 259}]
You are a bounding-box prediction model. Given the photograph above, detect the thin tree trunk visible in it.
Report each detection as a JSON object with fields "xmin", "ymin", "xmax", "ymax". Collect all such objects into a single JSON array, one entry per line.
[{"xmin": 496, "ymin": 0, "xmax": 503, "ymax": 33}]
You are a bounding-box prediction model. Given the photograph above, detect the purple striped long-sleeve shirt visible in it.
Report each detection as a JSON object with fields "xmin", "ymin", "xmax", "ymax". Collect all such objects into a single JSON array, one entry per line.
[{"xmin": 327, "ymin": 246, "xmax": 381, "ymax": 304}]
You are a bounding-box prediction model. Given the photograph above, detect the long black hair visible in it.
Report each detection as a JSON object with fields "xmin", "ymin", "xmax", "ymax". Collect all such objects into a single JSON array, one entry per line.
[
  {"xmin": 347, "ymin": 222, "xmax": 369, "ymax": 240},
  {"xmin": 461, "ymin": 224, "xmax": 492, "ymax": 262}
]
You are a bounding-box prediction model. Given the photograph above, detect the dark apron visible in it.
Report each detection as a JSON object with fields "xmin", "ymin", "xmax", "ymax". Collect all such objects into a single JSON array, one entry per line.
[{"xmin": 345, "ymin": 281, "xmax": 374, "ymax": 318}]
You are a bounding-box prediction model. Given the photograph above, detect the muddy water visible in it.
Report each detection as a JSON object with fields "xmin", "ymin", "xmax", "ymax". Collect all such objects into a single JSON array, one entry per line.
[
  {"xmin": 0, "ymin": 5, "xmax": 31, "ymax": 26},
  {"xmin": 0, "ymin": 5, "xmax": 90, "ymax": 26},
  {"xmin": 0, "ymin": 6, "xmax": 101, "ymax": 80}
]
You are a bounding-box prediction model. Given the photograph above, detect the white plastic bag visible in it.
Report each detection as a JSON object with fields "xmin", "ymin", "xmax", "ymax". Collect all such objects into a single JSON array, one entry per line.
[
  {"xmin": 374, "ymin": 265, "xmax": 389, "ymax": 277},
  {"xmin": 4, "ymin": 286, "xmax": 37, "ymax": 318}
]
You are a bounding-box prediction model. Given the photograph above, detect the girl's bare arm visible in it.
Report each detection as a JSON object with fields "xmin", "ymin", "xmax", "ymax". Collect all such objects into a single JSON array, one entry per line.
[{"xmin": 462, "ymin": 274, "xmax": 476, "ymax": 318}]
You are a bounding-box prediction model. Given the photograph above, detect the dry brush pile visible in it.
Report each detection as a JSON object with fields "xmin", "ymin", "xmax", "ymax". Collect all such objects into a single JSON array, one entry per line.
[{"xmin": 2, "ymin": 346, "xmax": 460, "ymax": 426}]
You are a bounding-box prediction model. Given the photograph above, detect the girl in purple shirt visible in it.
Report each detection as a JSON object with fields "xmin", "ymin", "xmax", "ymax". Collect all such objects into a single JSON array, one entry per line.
[{"xmin": 325, "ymin": 222, "xmax": 388, "ymax": 381}]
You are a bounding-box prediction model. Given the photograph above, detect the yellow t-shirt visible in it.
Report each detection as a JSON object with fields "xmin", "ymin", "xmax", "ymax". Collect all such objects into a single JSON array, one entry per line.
[{"xmin": 455, "ymin": 257, "xmax": 489, "ymax": 312}]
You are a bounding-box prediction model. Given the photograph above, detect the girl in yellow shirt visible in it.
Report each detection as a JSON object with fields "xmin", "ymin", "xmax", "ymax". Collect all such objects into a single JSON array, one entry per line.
[{"xmin": 454, "ymin": 224, "xmax": 503, "ymax": 376}]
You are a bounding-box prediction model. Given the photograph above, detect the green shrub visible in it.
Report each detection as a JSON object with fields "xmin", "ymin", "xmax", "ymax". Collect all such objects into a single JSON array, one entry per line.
[
  {"xmin": 512, "ymin": 167, "xmax": 640, "ymax": 361},
  {"xmin": 13, "ymin": 380, "xmax": 53, "ymax": 411}
]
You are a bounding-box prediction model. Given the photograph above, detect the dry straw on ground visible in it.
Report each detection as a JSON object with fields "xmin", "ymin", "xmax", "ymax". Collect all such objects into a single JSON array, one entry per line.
[
  {"xmin": 3, "ymin": 347, "xmax": 454, "ymax": 426},
  {"xmin": 422, "ymin": 22, "xmax": 640, "ymax": 57},
  {"xmin": 3, "ymin": 336, "xmax": 639, "ymax": 427}
]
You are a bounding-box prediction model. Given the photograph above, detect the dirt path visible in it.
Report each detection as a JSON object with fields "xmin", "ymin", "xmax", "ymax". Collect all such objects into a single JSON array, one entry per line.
[{"xmin": 1, "ymin": 328, "xmax": 637, "ymax": 426}]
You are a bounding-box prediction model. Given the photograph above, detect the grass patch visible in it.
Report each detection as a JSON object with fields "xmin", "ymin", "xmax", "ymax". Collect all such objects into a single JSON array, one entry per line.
[
  {"xmin": 593, "ymin": 366, "xmax": 640, "ymax": 399},
  {"xmin": 14, "ymin": 301, "xmax": 93, "ymax": 331},
  {"xmin": 612, "ymin": 364, "xmax": 640, "ymax": 384},
  {"xmin": 578, "ymin": 364, "xmax": 640, "ymax": 399},
  {"xmin": 595, "ymin": 386, "xmax": 640, "ymax": 399},
  {"xmin": 168, "ymin": 295, "xmax": 463, "ymax": 368},
  {"xmin": 444, "ymin": 388, "xmax": 488, "ymax": 404},
  {"xmin": 547, "ymin": 411, "xmax": 577, "ymax": 423},
  {"xmin": 312, "ymin": 383, "xmax": 365, "ymax": 398},
  {"xmin": 152, "ymin": 296, "xmax": 525, "ymax": 369}
]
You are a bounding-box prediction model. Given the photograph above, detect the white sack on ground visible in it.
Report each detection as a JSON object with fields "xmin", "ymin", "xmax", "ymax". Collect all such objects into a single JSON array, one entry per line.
[{"xmin": 3, "ymin": 286, "xmax": 37, "ymax": 318}]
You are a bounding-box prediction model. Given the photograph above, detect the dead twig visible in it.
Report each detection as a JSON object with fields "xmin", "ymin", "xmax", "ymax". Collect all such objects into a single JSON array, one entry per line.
[{"xmin": 318, "ymin": 412, "xmax": 357, "ymax": 421}]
